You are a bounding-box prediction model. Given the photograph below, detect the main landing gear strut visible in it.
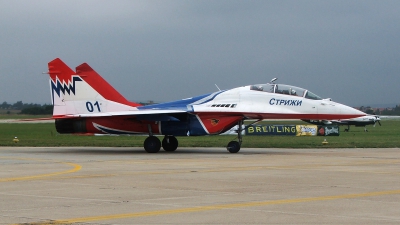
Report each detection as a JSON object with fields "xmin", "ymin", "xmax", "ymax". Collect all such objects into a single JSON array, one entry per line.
[{"xmin": 226, "ymin": 120, "xmax": 243, "ymax": 153}]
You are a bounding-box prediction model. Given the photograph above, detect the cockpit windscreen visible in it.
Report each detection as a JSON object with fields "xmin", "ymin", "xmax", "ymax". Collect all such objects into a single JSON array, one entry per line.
[
  {"xmin": 250, "ymin": 83, "xmax": 322, "ymax": 100},
  {"xmin": 304, "ymin": 91, "xmax": 322, "ymax": 100},
  {"xmin": 274, "ymin": 84, "xmax": 305, "ymax": 97},
  {"xmin": 250, "ymin": 84, "xmax": 274, "ymax": 93}
]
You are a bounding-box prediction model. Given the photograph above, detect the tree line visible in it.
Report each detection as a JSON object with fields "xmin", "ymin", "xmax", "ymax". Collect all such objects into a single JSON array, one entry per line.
[
  {"xmin": 379, "ymin": 105, "xmax": 400, "ymax": 115},
  {"xmin": 358, "ymin": 105, "xmax": 400, "ymax": 115},
  {"xmin": 1, "ymin": 101, "xmax": 53, "ymax": 115}
]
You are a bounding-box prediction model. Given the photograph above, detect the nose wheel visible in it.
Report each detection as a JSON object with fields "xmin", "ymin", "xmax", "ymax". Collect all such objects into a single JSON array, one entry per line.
[{"xmin": 227, "ymin": 141, "xmax": 240, "ymax": 153}]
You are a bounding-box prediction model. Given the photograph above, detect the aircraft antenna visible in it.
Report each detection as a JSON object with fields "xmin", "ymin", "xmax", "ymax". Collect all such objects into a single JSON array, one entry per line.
[{"xmin": 215, "ymin": 84, "xmax": 221, "ymax": 91}]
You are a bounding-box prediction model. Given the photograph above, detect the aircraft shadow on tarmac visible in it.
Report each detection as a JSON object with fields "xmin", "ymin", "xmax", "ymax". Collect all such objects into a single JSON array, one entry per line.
[{"xmin": 19, "ymin": 147, "xmax": 293, "ymax": 156}]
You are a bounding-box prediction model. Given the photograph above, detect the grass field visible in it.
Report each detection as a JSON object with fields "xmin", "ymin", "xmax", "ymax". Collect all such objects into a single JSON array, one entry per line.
[
  {"xmin": 1, "ymin": 119, "xmax": 399, "ymax": 148},
  {"xmin": 0, "ymin": 114, "xmax": 51, "ymax": 119}
]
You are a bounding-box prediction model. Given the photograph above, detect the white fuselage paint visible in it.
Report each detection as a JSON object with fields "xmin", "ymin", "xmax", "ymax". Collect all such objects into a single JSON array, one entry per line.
[{"xmin": 192, "ymin": 86, "xmax": 363, "ymax": 120}]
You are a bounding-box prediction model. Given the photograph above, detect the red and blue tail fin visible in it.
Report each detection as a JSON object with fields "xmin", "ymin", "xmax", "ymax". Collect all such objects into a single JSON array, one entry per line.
[
  {"xmin": 48, "ymin": 58, "xmax": 141, "ymax": 118},
  {"xmin": 75, "ymin": 62, "xmax": 140, "ymax": 108}
]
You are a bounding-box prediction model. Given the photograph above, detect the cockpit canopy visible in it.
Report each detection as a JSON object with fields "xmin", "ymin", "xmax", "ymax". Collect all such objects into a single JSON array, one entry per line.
[{"xmin": 250, "ymin": 84, "xmax": 322, "ymax": 100}]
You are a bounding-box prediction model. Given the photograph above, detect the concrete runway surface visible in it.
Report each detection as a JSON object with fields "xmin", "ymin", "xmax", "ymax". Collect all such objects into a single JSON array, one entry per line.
[{"xmin": 1, "ymin": 147, "xmax": 400, "ymax": 224}]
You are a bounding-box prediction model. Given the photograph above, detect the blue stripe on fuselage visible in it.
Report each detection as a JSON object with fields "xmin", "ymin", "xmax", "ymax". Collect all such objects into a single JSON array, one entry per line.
[{"xmin": 138, "ymin": 91, "xmax": 224, "ymax": 111}]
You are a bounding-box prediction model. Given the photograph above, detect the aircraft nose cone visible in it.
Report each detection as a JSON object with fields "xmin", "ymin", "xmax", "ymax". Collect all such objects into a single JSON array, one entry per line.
[{"xmin": 339, "ymin": 103, "xmax": 366, "ymax": 119}]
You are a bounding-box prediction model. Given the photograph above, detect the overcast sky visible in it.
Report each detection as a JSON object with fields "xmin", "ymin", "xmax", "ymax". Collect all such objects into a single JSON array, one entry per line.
[{"xmin": 1, "ymin": 0, "xmax": 399, "ymax": 107}]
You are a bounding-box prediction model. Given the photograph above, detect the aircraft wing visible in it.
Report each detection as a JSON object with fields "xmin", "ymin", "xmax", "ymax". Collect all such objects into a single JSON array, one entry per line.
[{"xmin": 53, "ymin": 109, "xmax": 188, "ymax": 121}]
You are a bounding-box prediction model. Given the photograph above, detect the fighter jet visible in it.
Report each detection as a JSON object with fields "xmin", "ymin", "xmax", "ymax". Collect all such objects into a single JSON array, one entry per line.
[{"xmin": 46, "ymin": 58, "xmax": 365, "ymax": 153}]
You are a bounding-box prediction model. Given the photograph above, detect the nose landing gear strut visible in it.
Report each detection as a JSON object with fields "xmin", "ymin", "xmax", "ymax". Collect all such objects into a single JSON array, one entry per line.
[{"xmin": 227, "ymin": 120, "xmax": 243, "ymax": 153}]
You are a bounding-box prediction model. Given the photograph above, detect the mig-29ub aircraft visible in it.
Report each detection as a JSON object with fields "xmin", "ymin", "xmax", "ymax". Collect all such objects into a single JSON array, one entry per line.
[
  {"xmin": 303, "ymin": 114, "xmax": 381, "ymax": 132},
  {"xmin": 47, "ymin": 58, "xmax": 365, "ymax": 153}
]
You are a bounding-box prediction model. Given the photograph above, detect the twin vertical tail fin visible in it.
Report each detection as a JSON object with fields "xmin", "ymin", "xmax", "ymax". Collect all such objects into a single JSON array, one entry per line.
[{"xmin": 48, "ymin": 58, "xmax": 141, "ymax": 118}]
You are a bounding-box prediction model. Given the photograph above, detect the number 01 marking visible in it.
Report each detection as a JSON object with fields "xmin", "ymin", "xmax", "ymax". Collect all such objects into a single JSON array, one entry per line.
[{"xmin": 86, "ymin": 101, "xmax": 101, "ymax": 112}]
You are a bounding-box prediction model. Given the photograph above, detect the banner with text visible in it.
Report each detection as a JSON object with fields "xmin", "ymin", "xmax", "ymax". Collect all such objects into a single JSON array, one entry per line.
[
  {"xmin": 296, "ymin": 125, "xmax": 318, "ymax": 136},
  {"xmin": 317, "ymin": 125, "xmax": 340, "ymax": 136},
  {"xmin": 246, "ymin": 125, "xmax": 297, "ymax": 136}
]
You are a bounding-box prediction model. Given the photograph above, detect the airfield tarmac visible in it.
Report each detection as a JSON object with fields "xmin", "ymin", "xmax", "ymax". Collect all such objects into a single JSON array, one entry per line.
[{"xmin": 1, "ymin": 147, "xmax": 400, "ymax": 224}]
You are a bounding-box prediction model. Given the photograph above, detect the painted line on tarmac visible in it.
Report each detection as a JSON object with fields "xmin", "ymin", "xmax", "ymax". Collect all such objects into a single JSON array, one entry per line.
[
  {"xmin": 4, "ymin": 157, "xmax": 395, "ymax": 183},
  {"xmin": 29, "ymin": 159, "xmax": 400, "ymax": 181},
  {"xmin": 0, "ymin": 157, "xmax": 82, "ymax": 182},
  {"xmin": 15, "ymin": 189, "xmax": 400, "ymax": 225}
]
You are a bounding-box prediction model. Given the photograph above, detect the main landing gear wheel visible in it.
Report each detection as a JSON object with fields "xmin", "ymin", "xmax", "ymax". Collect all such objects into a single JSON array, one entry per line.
[
  {"xmin": 162, "ymin": 136, "xmax": 178, "ymax": 152},
  {"xmin": 227, "ymin": 141, "xmax": 240, "ymax": 153},
  {"xmin": 144, "ymin": 136, "xmax": 161, "ymax": 153}
]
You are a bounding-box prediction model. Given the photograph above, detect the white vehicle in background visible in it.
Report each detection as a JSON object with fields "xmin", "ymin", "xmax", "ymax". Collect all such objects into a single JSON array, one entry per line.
[{"xmin": 303, "ymin": 114, "xmax": 381, "ymax": 132}]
